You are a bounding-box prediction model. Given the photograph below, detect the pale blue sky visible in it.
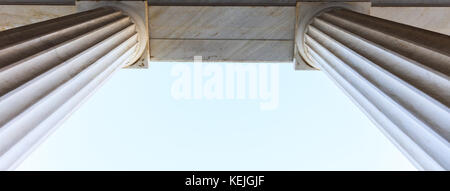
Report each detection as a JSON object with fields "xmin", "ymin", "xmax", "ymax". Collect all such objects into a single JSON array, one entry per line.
[{"xmin": 16, "ymin": 62, "xmax": 416, "ymax": 171}]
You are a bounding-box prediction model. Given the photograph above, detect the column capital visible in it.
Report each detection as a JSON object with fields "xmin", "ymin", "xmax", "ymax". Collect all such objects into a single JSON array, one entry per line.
[
  {"xmin": 77, "ymin": 1, "xmax": 150, "ymax": 68},
  {"xmin": 295, "ymin": 2, "xmax": 371, "ymax": 70}
]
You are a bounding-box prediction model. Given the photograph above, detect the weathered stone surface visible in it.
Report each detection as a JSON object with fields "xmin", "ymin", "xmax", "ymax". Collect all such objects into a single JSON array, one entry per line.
[
  {"xmin": 149, "ymin": 6, "xmax": 295, "ymax": 40},
  {"xmin": 371, "ymin": 0, "xmax": 450, "ymax": 7},
  {"xmin": 148, "ymin": 0, "xmax": 450, "ymax": 6},
  {"xmin": 370, "ymin": 7, "xmax": 450, "ymax": 35},
  {"xmin": 148, "ymin": 0, "xmax": 297, "ymax": 6},
  {"xmin": 0, "ymin": 5, "xmax": 75, "ymax": 31},
  {"xmin": 149, "ymin": 6, "xmax": 295, "ymax": 62},
  {"xmin": 1, "ymin": 0, "xmax": 450, "ymax": 7},
  {"xmin": 1, "ymin": 3, "xmax": 449, "ymax": 64},
  {"xmin": 150, "ymin": 39, "xmax": 293, "ymax": 62},
  {"xmin": 0, "ymin": 0, "xmax": 74, "ymax": 5}
]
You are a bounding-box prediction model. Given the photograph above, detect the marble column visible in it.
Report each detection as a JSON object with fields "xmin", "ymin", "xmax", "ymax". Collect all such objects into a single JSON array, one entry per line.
[
  {"xmin": 297, "ymin": 7, "xmax": 450, "ymax": 170},
  {"xmin": 0, "ymin": 7, "xmax": 146, "ymax": 170}
]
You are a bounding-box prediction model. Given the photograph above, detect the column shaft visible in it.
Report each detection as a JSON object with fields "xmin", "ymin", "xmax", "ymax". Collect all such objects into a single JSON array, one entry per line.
[
  {"xmin": 0, "ymin": 7, "xmax": 139, "ymax": 170},
  {"xmin": 302, "ymin": 8, "xmax": 450, "ymax": 170}
]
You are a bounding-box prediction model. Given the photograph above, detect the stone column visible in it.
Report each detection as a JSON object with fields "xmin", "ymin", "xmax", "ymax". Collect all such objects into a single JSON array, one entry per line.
[
  {"xmin": 297, "ymin": 7, "xmax": 450, "ymax": 170},
  {"xmin": 0, "ymin": 7, "xmax": 147, "ymax": 170}
]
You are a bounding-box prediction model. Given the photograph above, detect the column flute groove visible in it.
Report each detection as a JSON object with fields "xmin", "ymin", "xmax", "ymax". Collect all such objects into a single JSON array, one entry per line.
[
  {"xmin": 0, "ymin": 7, "xmax": 145, "ymax": 170},
  {"xmin": 298, "ymin": 7, "xmax": 450, "ymax": 170}
]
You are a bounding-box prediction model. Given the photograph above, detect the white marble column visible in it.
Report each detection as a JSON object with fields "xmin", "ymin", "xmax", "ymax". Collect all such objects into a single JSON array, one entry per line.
[
  {"xmin": 297, "ymin": 7, "xmax": 450, "ymax": 170},
  {"xmin": 0, "ymin": 7, "xmax": 146, "ymax": 170}
]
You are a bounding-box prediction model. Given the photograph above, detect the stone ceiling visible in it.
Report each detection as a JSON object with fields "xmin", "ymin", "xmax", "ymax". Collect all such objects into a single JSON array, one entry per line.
[{"xmin": 0, "ymin": 0, "xmax": 449, "ymax": 6}]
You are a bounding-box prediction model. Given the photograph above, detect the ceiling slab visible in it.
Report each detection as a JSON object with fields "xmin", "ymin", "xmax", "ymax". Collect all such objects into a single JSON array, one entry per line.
[
  {"xmin": 0, "ymin": 0, "xmax": 74, "ymax": 5},
  {"xmin": 149, "ymin": 6, "xmax": 294, "ymax": 39},
  {"xmin": 150, "ymin": 39, "xmax": 293, "ymax": 62},
  {"xmin": 1, "ymin": 1, "xmax": 449, "ymax": 6},
  {"xmin": 149, "ymin": 6, "xmax": 295, "ymax": 62}
]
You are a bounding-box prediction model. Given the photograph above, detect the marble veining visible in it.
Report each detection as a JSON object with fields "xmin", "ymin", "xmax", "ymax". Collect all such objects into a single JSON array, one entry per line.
[
  {"xmin": 370, "ymin": 7, "xmax": 450, "ymax": 35},
  {"xmin": 150, "ymin": 39, "xmax": 293, "ymax": 62},
  {"xmin": 0, "ymin": 5, "xmax": 75, "ymax": 31},
  {"xmin": 149, "ymin": 6, "xmax": 295, "ymax": 40}
]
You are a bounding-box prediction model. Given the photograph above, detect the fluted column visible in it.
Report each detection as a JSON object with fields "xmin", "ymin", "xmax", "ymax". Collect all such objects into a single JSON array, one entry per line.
[
  {"xmin": 297, "ymin": 7, "xmax": 450, "ymax": 170},
  {"xmin": 0, "ymin": 7, "xmax": 146, "ymax": 170}
]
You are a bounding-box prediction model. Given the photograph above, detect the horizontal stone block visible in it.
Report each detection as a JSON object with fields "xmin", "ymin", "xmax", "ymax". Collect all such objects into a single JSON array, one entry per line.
[
  {"xmin": 150, "ymin": 39, "xmax": 293, "ymax": 62},
  {"xmin": 149, "ymin": 6, "xmax": 295, "ymax": 40},
  {"xmin": 148, "ymin": 0, "xmax": 297, "ymax": 6},
  {"xmin": 370, "ymin": 7, "xmax": 450, "ymax": 35},
  {"xmin": 0, "ymin": 5, "xmax": 75, "ymax": 31}
]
